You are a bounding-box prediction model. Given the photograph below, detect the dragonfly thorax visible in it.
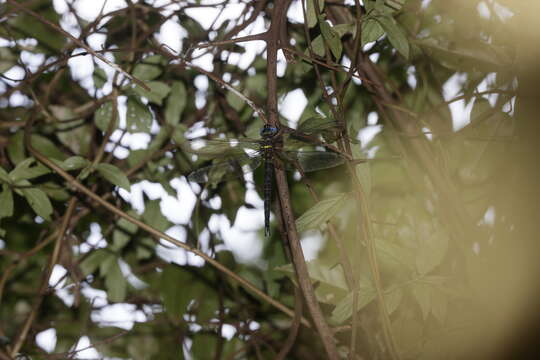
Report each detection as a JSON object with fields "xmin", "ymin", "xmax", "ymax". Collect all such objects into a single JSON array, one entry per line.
[{"xmin": 260, "ymin": 124, "xmax": 278, "ymax": 138}]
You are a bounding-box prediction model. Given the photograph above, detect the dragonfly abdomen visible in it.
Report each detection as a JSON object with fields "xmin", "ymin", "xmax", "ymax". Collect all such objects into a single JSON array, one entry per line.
[{"xmin": 263, "ymin": 147, "xmax": 274, "ymax": 237}]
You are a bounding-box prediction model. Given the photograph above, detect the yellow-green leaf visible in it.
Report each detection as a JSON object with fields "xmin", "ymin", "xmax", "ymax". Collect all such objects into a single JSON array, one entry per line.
[{"xmin": 296, "ymin": 193, "xmax": 347, "ymax": 232}]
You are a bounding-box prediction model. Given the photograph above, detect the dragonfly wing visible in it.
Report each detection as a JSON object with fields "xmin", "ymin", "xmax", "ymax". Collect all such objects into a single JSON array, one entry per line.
[
  {"xmin": 182, "ymin": 138, "xmax": 260, "ymax": 157},
  {"xmin": 282, "ymin": 151, "xmax": 344, "ymax": 173},
  {"xmin": 295, "ymin": 117, "xmax": 341, "ymax": 134},
  {"xmin": 187, "ymin": 154, "xmax": 262, "ymax": 183}
]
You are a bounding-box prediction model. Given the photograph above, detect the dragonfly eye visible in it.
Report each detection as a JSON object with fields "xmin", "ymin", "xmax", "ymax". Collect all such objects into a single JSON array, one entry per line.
[{"xmin": 260, "ymin": 125, "xmax": 278, "ymax": 137}]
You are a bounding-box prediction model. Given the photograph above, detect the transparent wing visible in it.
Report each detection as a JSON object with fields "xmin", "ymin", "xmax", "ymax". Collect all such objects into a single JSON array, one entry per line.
[
  {"xmin": 187, "ymin": 154, "xmax": 262, "ymax": 183},
  {"xmin": 183, "ymin": 137, "xmax": 261, "ymax": 157},
  {"xmin": 281, "ymin": 151, "xmax": 344, "ymax": 172},
  {"xmin": 295, "ymin": 117, "xmax": 341, "ymax": 135}
]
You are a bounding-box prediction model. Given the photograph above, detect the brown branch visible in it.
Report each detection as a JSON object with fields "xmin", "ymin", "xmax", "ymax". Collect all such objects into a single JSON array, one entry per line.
[
  {"xmin": 9, "ymin": 198, "xmax": 77, "ymax": 357},
  {"xmin": 266, "ymin": 1, "xmax": 339, "ymax": 359}
]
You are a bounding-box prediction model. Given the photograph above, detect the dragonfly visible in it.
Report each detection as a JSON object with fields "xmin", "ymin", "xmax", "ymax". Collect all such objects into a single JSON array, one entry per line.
[{"xmin": 184, "ymin": 120, "xmax": 351, "ymax": 237}]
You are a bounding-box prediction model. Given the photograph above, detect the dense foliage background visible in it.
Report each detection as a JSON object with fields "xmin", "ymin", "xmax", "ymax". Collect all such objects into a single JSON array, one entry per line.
[{"xmin": 1, "ymin": 0, "xmax": 539, "ymax": 359}]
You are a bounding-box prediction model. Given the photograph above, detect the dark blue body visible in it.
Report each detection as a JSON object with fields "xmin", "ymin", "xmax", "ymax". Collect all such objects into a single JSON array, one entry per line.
[{"xmin": 259, "ymin": 125, "xmax": 279, "ymax": 237}]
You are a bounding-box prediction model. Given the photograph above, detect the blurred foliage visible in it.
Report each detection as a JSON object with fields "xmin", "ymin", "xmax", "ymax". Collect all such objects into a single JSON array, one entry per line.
[{"xmin": 1, "ymin": 0, "xmax": 537, "ymax": 359}]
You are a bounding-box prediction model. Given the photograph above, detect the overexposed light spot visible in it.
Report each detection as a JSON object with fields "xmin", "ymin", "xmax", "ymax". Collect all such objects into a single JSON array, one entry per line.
[
  {"xmin": 220, "ymin": 212, "xmax": 264, "ymax": 263},
  {"xmin": 277, "ymin": 51, "xmax": 287, "ymax": 77},
  {"xmin": 249, "ymin": 321, "xmax": 260, "ymax": 331},
  {"xmin": 49, "ymin": 265, "xmax": 68, "ymax": 288},
  {"xmin": 481, "ymin": 206, "xmax": 496, "ymax": 226},
  {"xmin": 36, "ymin": 328, "xmax": 57, "ymax": 353},
  {"xmin": 157, "ymin": 19, "xmax": 186, "ymax": 53},
  {"xmin": 369, "ymin": 53, "xmax": 380, "ymax": 63},
  {"xmin": 421, "ymin": 0, "xmax": 432, "ymax": 9},
  {"xmin": 423, "ymin": 127, "xmax": 433, "ymax": 140},
  {"xmin": 493, "ymin": 2, "xmax": 514, "ymax": 21},
  {"xmin": 68, "ymin": 49, "xmax": 94, "ymax": 80},
  {"xmin": 245, "ymin": 188, "xmax": 264, "ymax": 208},
  {"xmin": 476, "ymin": 72, "xmax": 498, "ymax": 106},
  {"xmin": 86, "ymin": 32, "xmax": 106, "ymax": 50},
  {"xmin": 73, "ymin": 0, "xmax": 127, "ymax": 21},
  {"xmin": 367, "ymin": 111, "xmax": 378, "ymax": 125},
  {"xmin": 407, "ymin": 66, "xmax": 417, "ymax": 89},
  {"xmin": 194, "ymin": 75, "xmax": 209, "ymax": 91},
  {"xmin": 162, "ymin": 178, "xmax": 197, "ymax": 224},
  {"xmin": 280, "ymin": 89, "xmax": 308, "ymax": 126},
  {"xmin": 81, "ymin": 285, "xmax": 108, "ymax": 308},
  {"xmin": 300, "ymin": 233, "xmax": 325, "ymax": 261},
  {"xmin": 73, "ymin": 336, "xmax": 100, "ymax": 359},
  {"xmin": 287, "ymin": 0, "xmax": 304, "ymax": 23},
  {"xmin": 477, "ymin": 2, "xmax": 491, "ymax": 19},
  {"xmin": 191, "ymin": 51, "xmax": 214, "ymax": 72},
  {"xmin": 443, "ymin": 73, "xmax": 473, "ymax": 131},
  {"xmin": 91, "ymin": 304, "xmax": 146, "ymax": 330},
  {"xmin": 221, "ymin": 324, "xmax": 236, "ymax": 340},
  {"xmin": 3, "ymin": 66, "xmax": 24, "ymax": 85},
  {"xmin": 358, "ymin": 125, "xmax": 382, "ymax": 148},
  {"xmin": 53, "ymin": 0, "xmax": 68, "ymax": 13},
  {"xmin": 79, "ymin": 222, "xmax": 107, "ymax": 253}
]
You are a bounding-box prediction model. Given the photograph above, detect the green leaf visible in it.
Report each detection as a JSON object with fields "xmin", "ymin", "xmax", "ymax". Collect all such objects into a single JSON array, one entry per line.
[
  {"xmin": 133, "ymin": 64, "xmax": 162, "ymax": 81},
  {"xmin": 133, "ymin": 81, "xmax": 171, "ymax": 106},
  {"xmin": 95, "ymin": 163, "xmax": 131, "ymax": 191},
  {"xmin": 320, "ymin": 21, "xmax": 343, "ymax": 59},
  {"xmin": 132, "ymin": 55, "xmax": 165, "ymax": 81},
  {"xmin": 30, "ymin": 135, "xmax": 67, "ymax": 160},
  {"xmin": 9, "ymin": 158, "xmax": 50, "ymax": 182},
  {"xmin": 7, "ymin": 6, "xmax": 66, "ymax": 52},
  {"xmin": 93, "ymin": 67, "xmax": 107, "ymax": 88},
  {"xmin": 21, "ymin": 187, "xmax": 53, "ymax": 221},
  {"xmin": 191, "ymin": 334, "xmax": 218, "ymax": 359},
  {"xmin": 0, "ymin": 184, "xmax": 14, "ymax": 218},
  {"xmin": 385, "ymin": 286, "xmax": 403, "ymax": 314},
  {"xmin": 62, "ymin": 156, "xmax": 90, "ymax": 171},
  {"xmin": 361, "ymin": 18, "xmax": 385, "ymax": 45},
  {"xmin": 94, "ymin": 101, "xmax": 116, "ymax": 132},
  {"xmin": 375, "ymin": 237, "xmax": 415, "ymax": 272},
  {"xmin": 225, "ymin": 91, "xmax": 244, "ymax": 111},
  {"xmin": 415, "ymin": 228, "xmax": 449, "ymax": 275},
  {"xmin": 0, "ymin": 47, "xmax": 17, "ymax": 73},
  {"xmin": 430, "ymin": 288, "xmax": 448, "ymax": 324},
  {"xmin": 7, "ymin": 131, "xmax": 25, "ymax": 164},
  {"xmin": 356, "ymin": 162, "xmax": 372, "ymax": 198},
  {"xmin": 330, "ymin": 280, "xmax": 376, "ymax": 324},
  {"xmin": 165, "ymin": 81, "xmax": 187, "ymax": 126},
  {"xmin": 333, "ymin": 23, "xmax": 356, "ymax": 37},
  {"xmin": 0, "ymin": 166, "xmax": 12, "ymax": 184},
  {"xmin": 80, "ymin": 249, "xmax": 110, "ymax": 276},
  {"xmin": 160, "ymin": 265, "xmax": 193, "ymax": 318},
  {"xmin": 126, "ymin": 96, "xmax": 152, "ymax": 133},
  {"xmin": 111, "ymin": 216, "xmax": 138, "ymax": 251},
  {"xmin": 412, "ymin": 283, "xmax": 431, "ymax": 320},
  {"xmin": 275, "ymin": 260, "xmax": 349, "ymax": 304},
  {"xmin": 309, "ymin": 35, "xmax": 326, "ymax": 57},
  {"xmin": 49, "ymin": 106, "xmax": 92, "ymax": 156},
  {"xmin": 142, "ymin": 199, "xmax": 170, "ymax": 232},
  {"xmin": 306, "ymin": 0, "xmax": 325, "ymax": 28},
  {"xmin": 296, "ymin": 193, "xmax": 347, "ymax": 232},
  {"xmin": 105, "ymin": 258, "xmax": 127, "ymax": 302},
  {"xmin": 378, "ymin": 15, "xmax": 409, "ymax": 59}
]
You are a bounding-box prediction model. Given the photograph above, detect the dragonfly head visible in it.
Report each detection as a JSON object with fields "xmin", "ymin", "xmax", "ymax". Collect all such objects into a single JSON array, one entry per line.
[{"xmin": 260, "ymin": 124, "xmax": 278, "ymax": 138}]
